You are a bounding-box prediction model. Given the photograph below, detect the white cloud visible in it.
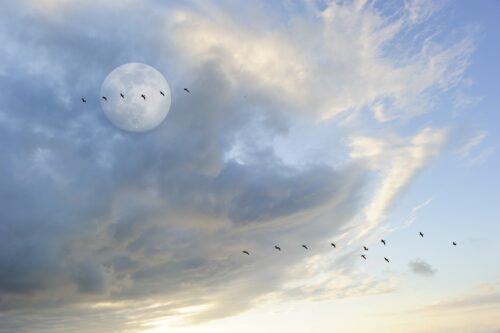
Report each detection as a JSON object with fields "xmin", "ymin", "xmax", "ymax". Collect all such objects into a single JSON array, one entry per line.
[
  {"xmin": 459, "ymin": 130, "xmax": 488, "ymax": 157},
  {"xmin": 458, "ymin": 130, "xmax": 495, "ymax": 166},
  {"xmin": 349, "ymin": 127, "xmax": 448, "ymax": 234},
  {"xmin": 167, "ymin": 0, "xmax": 473, "ymax": 121}
]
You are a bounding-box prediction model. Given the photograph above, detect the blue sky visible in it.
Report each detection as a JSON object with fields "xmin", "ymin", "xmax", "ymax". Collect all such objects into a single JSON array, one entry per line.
[{"xmin": 0, "ymin": 1, "xmax": 499, "ymax": 332}]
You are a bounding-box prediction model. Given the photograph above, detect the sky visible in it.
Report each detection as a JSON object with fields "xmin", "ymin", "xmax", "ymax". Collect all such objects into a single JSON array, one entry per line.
[{"xmin": 0, "ymin": 0, "xmax": 499, "ymax": 332}]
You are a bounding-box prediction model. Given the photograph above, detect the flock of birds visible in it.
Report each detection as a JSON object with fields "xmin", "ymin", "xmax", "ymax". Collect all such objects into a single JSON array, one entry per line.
[
  {"xmin": 82, "ymin": 87, "xmax": 459, "ymax": 264},
  {"xmin": 81, "ymin": 87, "xmax": 190, "ymax": 103},
  {"xmin": 241, "ymin": 232, "xmax": 458, "ymax": 263}
]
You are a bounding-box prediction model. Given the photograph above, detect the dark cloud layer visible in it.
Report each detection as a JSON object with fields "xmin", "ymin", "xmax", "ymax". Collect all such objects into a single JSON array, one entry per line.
[{"xmin": 0, "ymin": 1, "xmax": 369, "ymax": 331}]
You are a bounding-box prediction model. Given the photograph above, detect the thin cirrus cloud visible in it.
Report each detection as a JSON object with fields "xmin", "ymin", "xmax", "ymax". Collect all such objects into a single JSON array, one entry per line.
[
  {"xmin": 0, "ymin": 0, "xmax": 477, "ymax": 332},
  {"xmin": 458, "ymin": 130, "xmax": 496, "ymax": 166},
  {"xmin": 349, "ymin": 127, "xmax": 448, "ymax": 235}
]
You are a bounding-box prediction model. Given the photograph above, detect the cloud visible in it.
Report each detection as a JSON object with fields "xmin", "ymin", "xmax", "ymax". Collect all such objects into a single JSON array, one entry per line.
[
  {"xmin": 408, "ymin": 259, "xmax": 437, "ymax": 276},
  {"xmin": 459, "ymin": 130, "xmax": 488, "ymax": 157},
  {"xmin": 417, "ymin": 281, "xmax": 500, "ymax": 314},
  {"xmin": 398, "ymin": 198, "xmax": 432, "ymax": 230},
  {"xmin": 457, "ymin": 130, "xmax": 495, "ymax": 166},
  {"xmin": 0, "ymin": 0, "xmax": 475, "ymax": 331},
  {"xmin": 349, "ymin": 127, "xmax": 448, "ymax": 235},
  {"xmin": 169, "ymin": 0, "xmax": 473, "ymax": 121}
]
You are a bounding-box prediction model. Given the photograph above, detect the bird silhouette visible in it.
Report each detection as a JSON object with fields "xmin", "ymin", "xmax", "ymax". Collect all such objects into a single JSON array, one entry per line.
[
  {"xmin": 381, "ymin": 239, "xmax": 386, "ymax": 245},
  {"xmin": 120, "ymin": 93, "xmax": 124, "ymax": 98},
  {"xmin": 81, "ymin": 98, "xmax": 86, "ymax": 103},
  {"xmin": 452, "ymin": 242, "xmax": 457, "ymax": 246},
  {"xmin": 419, "ymin": 232, "xmax": 424, "ymax": 238},
  {"xmin": 274, "ymin": 245, "xmax": 281, "ymax": 251},
  {"xmin": 331, "ymin": 243, "xmax": 336, "ymax": 248},
  {"xmin": 141, "ymin": 94, "xmax": 146, "ymax": 100},
  {"xmin": 160, "ymin": 91, "xmax": 165, "ymax": 96},
  {"xmin": 361, "ymin": 255, "xmax": 367, "ymax": 260},
  {"xmin": 302, "ymin": 245, "xmax": 308, "ymax": 250},
  {"xmin": 363, "ymin": 246, "xmax": 368, "ymax": 251},
  {"xmin": 384, "ymin": 257, "xmax": 390, "ymax": 263},
  {"xmin": 242, "ymin": 250, "xmax": 250, "ymax": 255},
  {"xmin": 102, "ymin": 96, "xmax": 107, "ymax": 101},
  {"xmin": 184, "ymin": 88, "xmax": 190, "ymax": 93}
]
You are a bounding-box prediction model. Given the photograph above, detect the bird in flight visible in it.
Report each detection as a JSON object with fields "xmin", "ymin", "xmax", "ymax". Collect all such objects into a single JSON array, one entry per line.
[
  {"xmin": 452, "ymin": 242, "xmax": 457, "ymax": 246},
  {"xmin": 384, "ymin": 257, "xmax": 390, "ymax": 263},
  {"xmin": 184, "ymin": 88, "xmax": 190, "ymax": 93},
  {"xmin": 242, "ymin": 250, "xmax": 250, "ymax": 255},
  {"xmin": 419, "ymin": 232, "xmax": 424, "ymax": 238},
  {"xmin": 274, "ymin": 245, "xmax": 281, "ymax": 251},
  {"xmin": 331, "ymin": 243, "xmax": 336, "ymax": 248},
  {"xmin": 160, "ymin": 91, "xmax": 165, "ymax": 96},
  {"xmin": 302, "ymin": 245, "xmax": 308, "ymax": 250},
  {"xmin": 381, "ymin": 239, "xmax": 386, "ymax": 245},
  {"xmin": 141, "ymin": 94, "xmax": 146, "ymax": 100},
  {"xmin": 363, "ymin": 246, "xmax": 368, "ymax": 251},
  {"xmin": 81, "ymin": 98, "xmax": 86, "ymax": 103},
  {"xmin": 361, "ymin": 254, "xmax": 367, "ymax": 260},
  {"xmin": 120, "ymin": 93, "xmax": 125, "ymax": 98},
  {"xmin": 102, "ymin": 96, "xmax": 107, "ymax": 101}
]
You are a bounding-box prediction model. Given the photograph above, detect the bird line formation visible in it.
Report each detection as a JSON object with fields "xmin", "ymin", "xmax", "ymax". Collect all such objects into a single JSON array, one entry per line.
[
  {"xmin": 80, "ymin": 87, "xmax": 190, "ymax": 103},
  {"xmin": 241, "ymin": 232, "xmax": 458, "ymax": 264}
]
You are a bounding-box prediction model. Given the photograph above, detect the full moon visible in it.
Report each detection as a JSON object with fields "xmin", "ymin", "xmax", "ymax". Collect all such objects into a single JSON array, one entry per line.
[{"xmin": 100, "ymin": 63, "xmax": 171, "ymax": 132}]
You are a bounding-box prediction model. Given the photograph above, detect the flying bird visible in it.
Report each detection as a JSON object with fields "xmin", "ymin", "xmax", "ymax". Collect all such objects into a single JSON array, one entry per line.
[
  {"xmin": 160, "ymin": 91, "xmax": 165, "ymax": 96},
  {"xmin": 120, "ymin": 93, "xmax": 125, "ymax": 98},
  {"xmin": 419, "ymin": 232, "xmax": 424, "ymax": 238},
  {"xmin": 102, "ymin": 96, "xmax": 107, "ymax": 101},
  {"xmin": 363, "ymin": 246, "xmax": 368, "ymax": 251},
  {"xmin": 184, "ymin": 88, "xmax": 190, "ymax": 93},
  {"xmin": 384, "ymin": 257, "xmax": 390, "ymax": 263},
  {"xmin": 141, "ymin": 94, "xmax": 146, "ymax": 100},
  {"xmin": 331, "ymin": 243, "xmax": 336, "ymax": 248},
  {"xmin": 381, "ymin": 239, "xmax": 386, "ymax": 245},
  {"xmin": 302, "ymin": 245, "xmax": 308, "ymax": 250},
  {"xmin": 452, "ymin": 242, "xmax": 457, "ymax": 246},
  {"xmin": 274, "ymin": 245, "xmax": 281, "ymax": 251},
  {"xmin": 242, "ymin": 250, "xmax": 250, "ymax": 255},
  {"xmin": 81, "ymin": 98, "xmax": 86, "ymax": 103},
  {"xmin": 361, "ymin": 255, "xmax": 367, "ymax": 260}
]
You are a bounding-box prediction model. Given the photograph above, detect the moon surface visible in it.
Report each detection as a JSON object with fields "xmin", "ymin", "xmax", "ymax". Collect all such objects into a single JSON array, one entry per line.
[{"xmin": 100, "ymin": 63, "xmax": 171, "ymax": 132}]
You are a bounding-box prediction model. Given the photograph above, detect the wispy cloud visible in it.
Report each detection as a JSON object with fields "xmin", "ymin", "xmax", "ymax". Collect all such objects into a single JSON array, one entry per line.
[
  {"xmin": 458, "ymin": 130, "xmax": 495, "ymax": 166},
  {"xmin": 350, "ymin": 128, "xmax": 448, "ymax": 235}
]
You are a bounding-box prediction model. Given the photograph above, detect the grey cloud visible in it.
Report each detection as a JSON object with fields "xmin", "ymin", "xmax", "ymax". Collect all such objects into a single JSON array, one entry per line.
[
  {"xmin": 408, "ymin": 258, "xmax": 437, "ymax": 276},
  {"xmin": 72, "ymin": 261, "xmax": 108, "ymax": 294},
  {"xmin": 0, "ymin": 1, "xmax": 369, "ymax": 331}
]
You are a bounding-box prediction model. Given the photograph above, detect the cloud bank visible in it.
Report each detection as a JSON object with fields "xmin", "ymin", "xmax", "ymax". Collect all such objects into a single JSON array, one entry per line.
[{"xmin": 0, "ymin": 0, "xmax": 474, "ymax": 331}]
